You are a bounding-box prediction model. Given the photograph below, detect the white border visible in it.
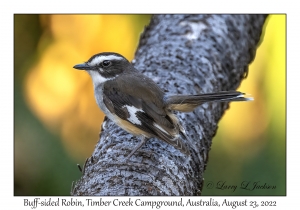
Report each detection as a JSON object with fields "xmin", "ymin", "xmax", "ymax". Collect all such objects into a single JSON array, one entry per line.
[{"xmin": 2, "ymin": 0, "xmax": 297, "ymax": 209}]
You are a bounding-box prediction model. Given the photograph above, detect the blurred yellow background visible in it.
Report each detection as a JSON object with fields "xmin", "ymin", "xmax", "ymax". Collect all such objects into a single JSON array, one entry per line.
[{"xmin": 14, "ymin": 15, "xmax": 285, "ymax": 195}]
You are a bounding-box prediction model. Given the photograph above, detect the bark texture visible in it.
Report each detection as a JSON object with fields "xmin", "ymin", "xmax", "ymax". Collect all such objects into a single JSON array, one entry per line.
[{"xmin": 71, "ymin": 14, "xmax": 268, "ymax": 196}]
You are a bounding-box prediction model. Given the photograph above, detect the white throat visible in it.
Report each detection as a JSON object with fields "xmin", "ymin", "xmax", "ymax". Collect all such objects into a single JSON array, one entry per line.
[{"xmin": 87, "ymin": 70, "xmax": 113, "ymax": 88}]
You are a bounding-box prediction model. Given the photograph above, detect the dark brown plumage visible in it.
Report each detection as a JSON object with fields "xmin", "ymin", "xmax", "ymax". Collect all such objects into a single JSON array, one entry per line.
[{"xmin": 74, "ymin": 52, "xmax": 253, "ymax": 160}]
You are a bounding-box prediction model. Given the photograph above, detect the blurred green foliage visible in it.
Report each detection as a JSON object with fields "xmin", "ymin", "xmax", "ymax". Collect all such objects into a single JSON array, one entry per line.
[{"xmin": 14, "ymin": 15, "xmax": 81, "ymax": 195}]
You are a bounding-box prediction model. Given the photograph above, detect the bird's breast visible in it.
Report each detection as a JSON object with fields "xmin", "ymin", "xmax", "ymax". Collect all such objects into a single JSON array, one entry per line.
[{"xmin": 94, "ymin": 84, "xmax": 114, "ymax": 118}]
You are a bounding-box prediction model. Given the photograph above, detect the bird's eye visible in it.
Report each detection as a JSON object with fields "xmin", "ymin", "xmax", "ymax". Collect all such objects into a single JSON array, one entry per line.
[{"xmin": 102, "ymin": 60, "xmax": 111, "ymax": 67}]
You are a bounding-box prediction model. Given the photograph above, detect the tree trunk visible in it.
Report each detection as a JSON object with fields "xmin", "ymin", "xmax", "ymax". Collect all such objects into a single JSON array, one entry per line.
[{"xmin": 71, "ymin": 14, "xmax": 268, "ymax": 196}]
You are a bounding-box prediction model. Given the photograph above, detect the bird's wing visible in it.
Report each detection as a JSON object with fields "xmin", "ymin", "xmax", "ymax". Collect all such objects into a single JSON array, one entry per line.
[{"xmin": 102, "ymin": 74, "xmax": 189, "ymax": 154}]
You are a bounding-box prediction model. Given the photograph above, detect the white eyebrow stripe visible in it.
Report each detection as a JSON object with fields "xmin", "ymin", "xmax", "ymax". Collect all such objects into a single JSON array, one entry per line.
[{"xmin": 88, "ymin": 55, "xmax": 124, "ymax": 66}]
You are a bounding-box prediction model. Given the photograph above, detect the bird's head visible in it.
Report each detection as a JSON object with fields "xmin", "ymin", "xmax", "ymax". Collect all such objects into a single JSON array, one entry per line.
[{"xmin": 73, "ymin": 52, "xmax": 133, "ymax": 85}]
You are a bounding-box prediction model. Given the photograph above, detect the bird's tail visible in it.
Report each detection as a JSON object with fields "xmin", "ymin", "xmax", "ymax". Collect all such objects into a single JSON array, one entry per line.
[{"xmin": 165, "ymin": 91, "xmax": 253, "ymax": 112}]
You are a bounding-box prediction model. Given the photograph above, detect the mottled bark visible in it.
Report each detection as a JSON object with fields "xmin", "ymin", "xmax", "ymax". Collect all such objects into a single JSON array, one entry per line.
[{"xmin": 71, "ymin": 14, "xmax": 268, "ymax": 196}]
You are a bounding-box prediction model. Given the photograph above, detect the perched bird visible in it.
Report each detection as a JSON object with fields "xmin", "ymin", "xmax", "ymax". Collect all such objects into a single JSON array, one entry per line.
[{"xmin": 73, "ymin": 52, "xmax": 253, "ymax": 161}]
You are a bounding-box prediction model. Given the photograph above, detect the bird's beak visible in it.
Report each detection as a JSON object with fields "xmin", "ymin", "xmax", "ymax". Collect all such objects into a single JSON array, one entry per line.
[{"xmin": 73, "ymin": 63, "xmax": 91, "ymax": 70}]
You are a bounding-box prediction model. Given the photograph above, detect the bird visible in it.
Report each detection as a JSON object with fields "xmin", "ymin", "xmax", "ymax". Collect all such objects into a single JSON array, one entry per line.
[{"xmin": 73, "ymin": 52, "xmax": 253, "ymax": 161}]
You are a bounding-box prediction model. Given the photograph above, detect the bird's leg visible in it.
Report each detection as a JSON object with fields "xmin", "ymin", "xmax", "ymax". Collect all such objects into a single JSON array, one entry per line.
[{"xmin": 124, "ymin": 136, "xmax": 147, "ymax": 162}]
